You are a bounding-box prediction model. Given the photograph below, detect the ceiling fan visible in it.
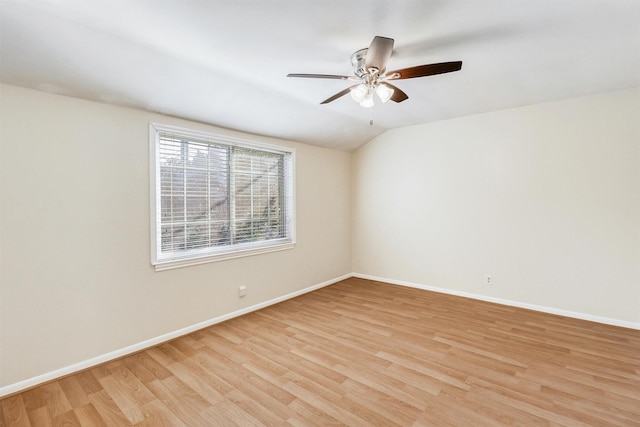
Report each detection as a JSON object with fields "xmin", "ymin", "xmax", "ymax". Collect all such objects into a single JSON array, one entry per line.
[{"xmin": 288, "ymin": 36, "xmax": 462, "ymax": 108}]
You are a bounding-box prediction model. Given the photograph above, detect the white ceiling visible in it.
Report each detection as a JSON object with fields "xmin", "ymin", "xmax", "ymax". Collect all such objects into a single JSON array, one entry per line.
[{"xmin": 1, "ymin": 1, "xmax": 639, "ymax": 150}]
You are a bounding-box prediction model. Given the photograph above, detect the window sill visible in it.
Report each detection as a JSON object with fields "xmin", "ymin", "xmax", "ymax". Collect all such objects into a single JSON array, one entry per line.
[{"xmin": 152, "ymin": 242, "xmax": 295, "ymax": 271}]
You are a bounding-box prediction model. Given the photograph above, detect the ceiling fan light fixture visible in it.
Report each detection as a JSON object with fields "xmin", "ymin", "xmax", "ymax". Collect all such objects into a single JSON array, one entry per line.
[
  {"xmin": 375, "ymin": 83, "xmax": 394, "ymax": 103},
  {"xmin": 350, "ymin": 84, "xmax": 368, "ymax": 103}
]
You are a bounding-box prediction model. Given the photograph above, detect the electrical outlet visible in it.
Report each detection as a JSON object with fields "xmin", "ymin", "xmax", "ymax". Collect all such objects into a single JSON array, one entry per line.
[
  {"xmin": 238, "ymin": 285, "xmax": 247, "ymax": 297},
  {"xmin": 485, "ymin": 275, "xmax": 493, "ymax": 285}
]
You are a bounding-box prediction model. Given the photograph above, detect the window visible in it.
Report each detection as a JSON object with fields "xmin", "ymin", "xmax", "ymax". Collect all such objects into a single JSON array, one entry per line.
[{"xmin": 150, "ymin": 123, "xmax": 295, "ymax": 270}]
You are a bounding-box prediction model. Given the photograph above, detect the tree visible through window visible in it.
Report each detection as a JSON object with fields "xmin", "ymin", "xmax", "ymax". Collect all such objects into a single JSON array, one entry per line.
[{"xmin": 150, "ymin": 124, "xmax": 295, "ymax": 269}]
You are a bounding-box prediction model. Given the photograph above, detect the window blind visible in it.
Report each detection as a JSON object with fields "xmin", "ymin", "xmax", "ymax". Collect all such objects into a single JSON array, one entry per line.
[{"xmin": 151, "ymin": 125, "xmax": 294, "ymax": 268}]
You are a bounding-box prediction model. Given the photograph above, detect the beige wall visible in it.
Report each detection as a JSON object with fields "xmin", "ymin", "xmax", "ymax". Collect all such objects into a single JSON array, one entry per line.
[
  {"xmin": 352, "ymin": 88, "xmax": 640, "ymax": 325},
  {"xmin": 0, "ymin": 85, "xmax": 352, "ymax": 387}
]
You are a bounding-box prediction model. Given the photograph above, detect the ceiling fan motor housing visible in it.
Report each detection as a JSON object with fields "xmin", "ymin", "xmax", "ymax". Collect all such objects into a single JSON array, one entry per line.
[{"xmin": 351, "ymin": 48, "xmax": 369, "ymax": 78}]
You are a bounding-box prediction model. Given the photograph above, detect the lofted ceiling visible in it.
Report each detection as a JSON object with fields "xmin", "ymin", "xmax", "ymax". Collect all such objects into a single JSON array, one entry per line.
[{"xmin": 1, "ymin": 1, "xmax": 639, "ymax": 151}]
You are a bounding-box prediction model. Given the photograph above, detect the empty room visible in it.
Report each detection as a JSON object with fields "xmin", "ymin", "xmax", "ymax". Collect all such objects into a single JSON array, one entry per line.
[{"xmin": 1, "ymin": 1, "xmax": 639, "ymax": 426}]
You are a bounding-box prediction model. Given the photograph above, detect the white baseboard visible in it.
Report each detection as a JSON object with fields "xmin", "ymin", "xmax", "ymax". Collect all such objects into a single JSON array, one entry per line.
[
  {"xmin": 352, "ymin": 273, "xmax": 640, "ymax": 330},
  {"xmin": 0, "ymin": 273, "xmax": 351, "ymax": 398}
]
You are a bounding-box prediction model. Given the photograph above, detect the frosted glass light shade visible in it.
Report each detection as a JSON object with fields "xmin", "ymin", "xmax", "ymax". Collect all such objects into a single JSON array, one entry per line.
[
  {"xmin": 350, "ymin": 84, "xmax": 368, "ymax": 103},
  {"xmin": 359, "ymin": 92, "xmax": 374, "ymax": 108},
  {"xmin": 375, "ymin": 84, "xmax": 394, "ymax": 103}
]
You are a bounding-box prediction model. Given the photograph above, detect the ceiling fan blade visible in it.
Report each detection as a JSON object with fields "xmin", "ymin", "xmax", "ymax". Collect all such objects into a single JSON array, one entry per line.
[
  {"xmin": 384, "ymin": 83, "xmax": 409, "ymax": 103},
  {"xmin": 320, "ymin": 86, "xmax": 356, "ymax": 104},
  {"xmin": 386, "ymin": 61, "xmax": 462, "ymax": 80},
  {"xmin": 365, "ymin": 36, "xmax": 394, "ymax": 73},
  {"xmin": 287, "ymin": 73, "xmax": 351, "ymax": 80}
]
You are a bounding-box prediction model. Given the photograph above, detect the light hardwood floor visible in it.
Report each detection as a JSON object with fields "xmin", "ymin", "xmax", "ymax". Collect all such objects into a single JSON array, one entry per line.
[{"xmin": 2, "ymin": 277, "xmax": 639, "ymax": 426}]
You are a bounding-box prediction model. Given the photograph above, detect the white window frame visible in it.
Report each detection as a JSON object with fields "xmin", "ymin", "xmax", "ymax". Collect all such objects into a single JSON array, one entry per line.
[{"xmin": 149, "ymin": 123, "xmax": 296, "ymax": 271}]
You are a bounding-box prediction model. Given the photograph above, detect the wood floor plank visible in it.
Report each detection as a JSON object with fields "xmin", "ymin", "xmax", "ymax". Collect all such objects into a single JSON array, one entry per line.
[
  {"xmin": 96, "ymin": 367, "xmax": 152, "ymax": 424},
  {"xmin": 159, "ymin": 359, "xmax": 225, "ymax": 406},
  {"xmin": 58, "ymin": 377, "xmax": 90, "ymax": 409},
  {"xmin": 285, "ymin": 399, "xmax": 342, "ymax": 427},
  {"xmin": 85, "ymin": 391, "xmax": 130, "ymax": 427},
  {"xmin": 376, "ymin": 350, "xmax": 471, "ymax": 391},
  {"xmin": 2, "ymin": 278, "xmax": 639, "ymax": 426},
  {"xmin": 72, "ymin": 373, "xmax": 102, "ymax": 397},
  {"xmin": 26, "ymin": 406, "xmax": 52, "ymax": 427},
  {"xmin": 333, "ymin": 362, "xmax": 430, "ymax": 411},
  {"xmin": 21, "ymin": 383, "xmax": 71, "ymax": 419},
  {"xmin": 51, "ymin": 410, "xmax": 81, "ymax": 427},
  {"xmin": 243, "ymin": 337, "xmax": 347, "ymax": 395},
  {"xmin": 221, "ymin": 389, "xmax": 285, "ymax": 426},
  {"xmin": 283, "ymin": 381, "xmax": 369, "ymax": 426},
  {"xmin": 539, "ymin": 385, "xmax": 638, "ymax": 426},
  {"xmin": 197, "ymin": 348, "xmax": 297, "ymax": 414},
  {"xmin": 134, "ymin": 400, "xmax": 186, "ymax": 427},
  {"xmin": 72, "ymin": 404, "xmax": 107, "ymax": 427},
  {"xmin": 414, "ymin": 391, "xmax": 500, "ymax": 427},
  {"xmin": 341, "ymin": 378, "xmax": 421, "ymax": 425},
  {"xmin": 1, "ymin": 395, "xmax": 32, "ymax": 427},
  {"xmin": 121, "ymin": 353, "xmax": 172, "ymax": 384},
  {"xmin": 201, "ymin": 398, "xmax": 265, "ymax": 426}
]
